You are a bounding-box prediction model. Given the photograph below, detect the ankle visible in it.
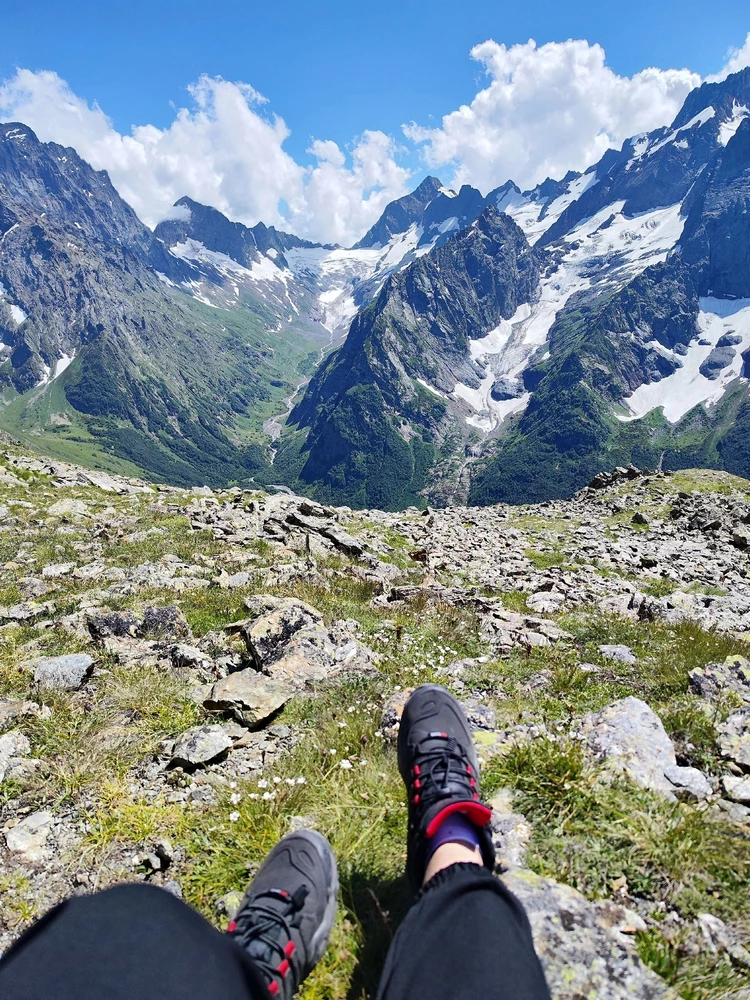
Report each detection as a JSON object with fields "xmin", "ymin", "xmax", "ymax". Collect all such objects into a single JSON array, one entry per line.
[{"xmin": 422, "ymin": 842, "xmax": 483, "ymax": 886}]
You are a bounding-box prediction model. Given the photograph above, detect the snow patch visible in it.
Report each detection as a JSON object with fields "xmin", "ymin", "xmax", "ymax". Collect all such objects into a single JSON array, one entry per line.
[
  {"xmin": 619, "ymin": 297, "xmax": 750, "ymax": 423},
  {"xmin": 53, "ymin": 353, "xmax": 76, "ymax": 379},
  {"xmin": 9, "ymin": 304, "xmax": 26, "ymax": 325},
  {"xmin": 719, "ymin": 102, "xmax": 749, "ymax": 146},
  {"xmin": 646, "ymin": 106, "xmax": 716, "ymax": 157}
]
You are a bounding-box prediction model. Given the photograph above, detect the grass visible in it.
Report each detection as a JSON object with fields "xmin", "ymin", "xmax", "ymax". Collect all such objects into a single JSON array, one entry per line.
[{"xmin": 2, "ymin": 459, "xmax": 750, "ymax": 999}]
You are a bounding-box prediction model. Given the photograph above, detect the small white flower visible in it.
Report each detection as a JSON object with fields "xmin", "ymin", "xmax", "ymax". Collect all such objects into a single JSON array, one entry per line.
[
  {"xmin": 296, "ymin": 777, "xmax": 306, "ymax": 785},
  {"xmin": 262, "ymin": 791, "xmax": 276, "ymax": 801},
  {"xmin": 257, "ymin": 779, "xmax": 268, "ymax": 788},
  {"xmin": 359, "ymin": 760, "xmax": 368, "ymax": 766},
  {"xmin": 229, "ymin": 792, "xmax": 242, "ymax": 805},
  {"xmin": 285, "ymin": 778, "xmax": 296, "ymax": 785},
  {"xmin": 347, "ymin": 706, "xmax": 356, "ymax": 713},
  {"xmin": 339, "ymin": 759, "xmax": 353, "ymax": 770},
  {"xmin": 229, "ymin": 811, "xmax": 240, "ymax": 822},
  {"xmin": 394, "ymin": 685, "xmax": 401, "ymax": 691},
  {"xmin": 337, "ymin": 721, "xmax": 348, "ymax": 728},
  {"xmin": 273, "ymin": 776, "xmax": 281, "ymax": 784},
  {"xmin": 248, "ymin": 793, "xmax": 259, "ymax": 800},
  {"xmin": 374, "ymin": 730, "xmax": 383, "ymax": 738},
  {"xmin": 329, "ymin": 748, "xmax": 337, "ymax": 755}
]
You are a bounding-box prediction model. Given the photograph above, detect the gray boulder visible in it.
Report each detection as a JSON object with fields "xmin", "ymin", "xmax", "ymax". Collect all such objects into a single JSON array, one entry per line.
[
  {"xmin": 580, "ymin": 697, "xmax": 711, "ymax": 801},
  {"xmin": 169, "ymin": 725, "xmax": 233, "ymax": 768},
  {"xmin": 502, "ymin": 870, "xmax": 675, "ymax": 999},
  {"xmin": 204, "ymin": 672, "xmax": 294, "ymax": 728},
  {"xmin": 33, "ymin": 653, "xmax": 94, "ymax": 691}
]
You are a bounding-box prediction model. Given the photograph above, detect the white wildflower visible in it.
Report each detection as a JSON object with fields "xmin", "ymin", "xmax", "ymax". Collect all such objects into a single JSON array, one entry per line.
[
  {"xmin": 257, "ymin": 779, "xmax": 268, "ymax": 788},
  {"xmin": 229, "ymin": 811, "xmax": 240, "ymax": 823},
  {"xmin": 262, "ymin": 791, "xmax": 276, "ymax": 801},
  {"xmin": 339, "ymin": 759, "xmax": 353, "ymax": 770},
  {"xmin": 229, "ymin": 792, "xmax": 241, "ymax": 805}
]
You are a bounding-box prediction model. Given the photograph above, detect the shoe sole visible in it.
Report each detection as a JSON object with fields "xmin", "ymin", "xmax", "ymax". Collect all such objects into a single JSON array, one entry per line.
[{"xmin": 294, "ymin": 829, "xmax": 339, "ymax": 964}]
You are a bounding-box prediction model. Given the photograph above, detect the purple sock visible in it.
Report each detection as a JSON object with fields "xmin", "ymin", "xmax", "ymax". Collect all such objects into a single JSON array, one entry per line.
[{"xmin": 426, "ymin": 813, "xmax": 482, "ymax": 859}]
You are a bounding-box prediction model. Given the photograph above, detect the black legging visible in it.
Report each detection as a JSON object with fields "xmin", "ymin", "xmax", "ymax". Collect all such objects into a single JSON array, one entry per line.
[{"xmin": 0, "ymin": 863, "xmax": 550, "ymax": 1000}]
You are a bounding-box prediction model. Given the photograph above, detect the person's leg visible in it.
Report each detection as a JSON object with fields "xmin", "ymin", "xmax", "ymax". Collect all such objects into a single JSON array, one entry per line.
[
  {"xmin": 0, "ymin": 882, "xmax": 267, "ymax": 1000},
  {"xmin": 0, "ymin": 829, "xmax": 338, "ymax": 1000},
  {"xmin": 376, "ymin": 684, "xmax": 550, "ymax": 1000}
]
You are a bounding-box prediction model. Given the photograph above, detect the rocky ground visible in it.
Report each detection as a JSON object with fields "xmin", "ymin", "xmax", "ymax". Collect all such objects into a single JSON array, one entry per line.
[{"xmin": 1, "ymin": 448, "xmax": 749, "ymax": 999}]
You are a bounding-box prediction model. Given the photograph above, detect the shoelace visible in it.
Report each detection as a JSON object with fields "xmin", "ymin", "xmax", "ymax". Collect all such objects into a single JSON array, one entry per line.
[
  {"xmin": 410, "ymin": 735, "xmax": 478, "ymax": 813},
  {"xmin": 229, "ymin": 886, "xmax": 309, "ymax": 997}
]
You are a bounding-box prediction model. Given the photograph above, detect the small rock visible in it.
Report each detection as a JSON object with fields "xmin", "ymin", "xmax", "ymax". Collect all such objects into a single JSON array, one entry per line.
[
  {"xmin": 169, "ymin": 725, "xmax": 234, "ymax": 769},
  {"xmin": 460, "ymin": 697, "xmax": 497, "ymax": 731},
  {"xmin": 380, "ymin": 688, "xmax": 415, "ymax": 739},
  {"xmin": 489, "ymin": 790, "xmax": 531, "ymax": 871},
  {"xmin": 0, "ymin": 730, "xmax": 32, "ymax": 782},
  {"xmin": 721, "ymin": 774, "xmax": 750, "ymax": 804},
  {"xmin": 580, "ymin": 697, "xmax": 693, "ymax": 799},
  {"xmin": 697, "ymin": 913, "xmax": 750, "ymax": 968},
  {"xmin": 41, "ymin": 562, "xmax": 75, "ymax": 578},
  {"xmin": 663, "ymin": 764, "xmax": 712, "ymax": 802},
  {"xmin": 690, "ymin": 655, "xmax": 750, "ymax": 705},
  {"xmin": 717, "ymin": 708, "xmax": 750, "ymax": 771},
  {"xmin": 33, "ymin": 653, "xmax": 94, "ymax": 691},
  {"xmin": 5, "ymin": 810, "xmax": 54, "ymax": 862},
  {"xmin": 598, "ymin": 645, "xmax": 637, "ymax": 665}
]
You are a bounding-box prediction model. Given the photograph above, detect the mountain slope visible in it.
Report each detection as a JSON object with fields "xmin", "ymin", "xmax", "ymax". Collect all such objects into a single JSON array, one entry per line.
[
  {"xmin": 283, "ymin": 206, "xmax": 540, "ymax": 508},
  {"xmin": 0, "ymin": 124, "xmax": 327, "ymax": 485}
]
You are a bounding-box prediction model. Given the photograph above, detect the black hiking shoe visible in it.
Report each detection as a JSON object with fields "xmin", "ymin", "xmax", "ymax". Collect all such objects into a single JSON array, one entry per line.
[
  {"xmin": 227, "ymin": 830, "xmax": 338, "ymax": 999},
  {"xmin": 398, "ymin": 684, "xmax": 495, "ymax": 889}
]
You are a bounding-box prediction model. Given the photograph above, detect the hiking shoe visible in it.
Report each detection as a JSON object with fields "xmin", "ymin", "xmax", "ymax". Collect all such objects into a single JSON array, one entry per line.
[
  {"xmin": 398, "ymin": 684, "xmax": 494, "ymax": 888},
  {"xmin": 227, "ymin": 830, "xmax": 338, "ymax": 999}
]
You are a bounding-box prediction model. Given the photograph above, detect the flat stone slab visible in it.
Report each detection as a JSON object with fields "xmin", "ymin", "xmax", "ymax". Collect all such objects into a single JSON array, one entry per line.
[
  {"xmin": 33, "ymin": 653, "xmax": 94, "ymax": 691},
  {"xmin": 204, "ymin": 672, "xmax": 294, "ymax": 728}
]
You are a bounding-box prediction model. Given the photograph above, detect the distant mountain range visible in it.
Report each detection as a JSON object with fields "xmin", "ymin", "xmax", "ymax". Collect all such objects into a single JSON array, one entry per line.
[{"xmin": 1, "ymin": 68, "xmax": 750, "ymax": 506}]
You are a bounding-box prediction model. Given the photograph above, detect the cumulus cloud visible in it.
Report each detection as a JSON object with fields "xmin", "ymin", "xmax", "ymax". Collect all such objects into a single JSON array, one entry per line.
[
  {"xmin": 1, "ymin": 34, "xmax": 749, "ymax": 245},
  {"xmin": 404, "ymin": 39, "xmax": 701, "ymax": 193},
  {"xmin": 0, "ymin": 69, "xmax": 411, "ymax": 245},
  {"xmin": 708, "ymin": 32, "xmax": 750, "ymax": 83}
]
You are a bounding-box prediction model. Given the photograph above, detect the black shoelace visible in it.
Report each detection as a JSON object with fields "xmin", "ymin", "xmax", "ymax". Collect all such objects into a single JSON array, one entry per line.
[
  {"xmin": 412, "ymin": 735, "xmax": 477, "ymax": 812},
  {"xmin": 230, "ymin": 886, "xmax": 308, "ymax": 996}
]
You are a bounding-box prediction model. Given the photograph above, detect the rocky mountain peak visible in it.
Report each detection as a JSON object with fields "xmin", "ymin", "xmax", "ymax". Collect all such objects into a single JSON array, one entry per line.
[{"xmin": 353, "ymin": 174, "xmax": 444, "ymax": 248}]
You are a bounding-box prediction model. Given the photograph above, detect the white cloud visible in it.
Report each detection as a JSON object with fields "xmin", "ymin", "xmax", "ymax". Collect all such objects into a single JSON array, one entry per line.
[
  {"xmin": 404, "ymin": 38, "xmax": 701, "ymax": 193},
  {"xmin": 707, "ymin": 32, "xmax": 750, "ymax": 82},
  {"xmin": 1, "ymin": 35, "xmax": 748, "ymax": 245},
  {"xmin": 0, "ymin": 68, "xmax": 411, "ymax": 245}
]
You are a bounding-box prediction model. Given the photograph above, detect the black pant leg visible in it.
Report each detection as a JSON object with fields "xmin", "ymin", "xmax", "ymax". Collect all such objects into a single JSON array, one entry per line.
[
  {"xmin": 376, "ymin": 863, "xmax": 550, "ymax": 1000},
  {"xmin": 0, "ymin": 883, "xmax": 268, "ymax": 1000}
]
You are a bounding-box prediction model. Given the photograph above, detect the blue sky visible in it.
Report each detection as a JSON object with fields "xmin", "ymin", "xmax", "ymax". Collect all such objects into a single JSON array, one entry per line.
[
  {"xmin": 3, "ymin": 0, "xmax": 748, "ymax": 163},
  {"xmin": 2, "ymin": 1, "xmax": 749, "ymax": 243}
]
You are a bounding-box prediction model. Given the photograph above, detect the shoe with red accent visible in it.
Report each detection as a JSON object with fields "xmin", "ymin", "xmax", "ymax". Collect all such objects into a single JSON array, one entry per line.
[
  {"xmin": 227, "ymin": 830, "xmax": 338, "ymax": 999},
  {"xmin": 398, "ymin": 684, "xmax": 495, "ymax": 889}
]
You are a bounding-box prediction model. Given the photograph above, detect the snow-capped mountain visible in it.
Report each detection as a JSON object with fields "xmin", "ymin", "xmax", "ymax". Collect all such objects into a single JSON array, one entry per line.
[
  {"xmin": 286, "ymin": 67, "xmax": 750, "ymax": 507},
  {"xmin": 2, "ymin": 67, "xmax": 750, "ymax": 505}
]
